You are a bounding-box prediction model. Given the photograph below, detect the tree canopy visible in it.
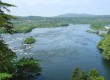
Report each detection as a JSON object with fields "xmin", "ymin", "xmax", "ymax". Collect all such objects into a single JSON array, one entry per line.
[
  {"xmin": 71, "ymin": 67, "xmax": 105, "ymax": 80},
  {"xmin": 0, "ymin": 1, "xmax": 41, "ymax": 80},
  {"xmin": 0, "ymin": 0, "xmax": 16, "ymax": 33}
]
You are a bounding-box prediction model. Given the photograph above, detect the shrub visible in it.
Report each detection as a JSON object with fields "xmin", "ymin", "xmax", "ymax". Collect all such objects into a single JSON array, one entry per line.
[
  {"xmin": 0, "ymin": 73, "xmax": 12, "ymax": 80},
  {"xmin": 24, "ymin": 37, "xmax": 36, "ymax": 44},
  {"xmin": 97, "ymin": 35, "xmax": 110, "ymax": 60},
  {"xmin": 71, "ymin": 67, "xmax": 105, "ymax": 80}
]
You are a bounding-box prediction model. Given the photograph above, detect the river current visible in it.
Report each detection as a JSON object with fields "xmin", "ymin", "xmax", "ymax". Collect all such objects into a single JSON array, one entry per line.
[{"xmin": 2, "ymin": 24, "xmax": 110, "ymax": 80}]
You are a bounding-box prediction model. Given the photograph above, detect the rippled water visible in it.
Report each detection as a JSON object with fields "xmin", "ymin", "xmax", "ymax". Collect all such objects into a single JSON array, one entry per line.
[{"xmin": 2, "ymin": 24, "xmax": 110, "ymax": 80}]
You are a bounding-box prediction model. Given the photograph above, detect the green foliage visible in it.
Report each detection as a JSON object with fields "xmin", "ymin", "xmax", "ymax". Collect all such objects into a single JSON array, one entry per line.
[
  {"xmin": 72, "ymin": 67, "xmax": 79, "ymax": 78},
  {"xmin": 89, "ymin": 69, "xmax": 99, "ymax": 77},
  {"xmin": 71, "ymin": 67, "xmax": 105, "ymax": 80},
  {"xmin": 12, "ymin": 22, "xmax": 69, "ymax": 33},
  {"xmin": 24, "ymin": 36, "xmax": 36, "ymax": 44},
  {"xmin": 0, "ymin": 27, "xmax": 6, "ymax": 33},
  {"xmin": 12, "ymin": 57, "xmax": 41, "ymax": 80},
  {"xmin": 79, "ymin": 70, "xmax": 87, "ymax": 79},
  {"xmin": 90, "ymin": 21, "xmax": 106, "ymax": 30},
  {"xmin": 0, "ymin": 0, "xmax": 16, "ymax": 33},
  {"xmin": 86, "ymin": 30, "xmax": 92, "ymax": 33},
  {"xmin": 0, "ymin": 1, "xmax": 41, "ymax": 80},
  {"xmin": 97, "ymin": 39, "xmax": 104, "ymax": 49},
  {"xmin": 13, "ymin": 26, "xmax": 32, "ymax": 33},
  {"xmin": 0, "ymin": 73, "xmax": 12, "ymax": 80},
  {"xmin": 0, "ymin": 40, "xmax": 41, "ymax": 79},
  {"xmin": 97, "ymin": 35, "xmax": 110, "ymax": 60},
  {"xmin": 99, "ymin": 33, "xmax": 106, "ymax": 37},
  {"xmin": 0, "ymin": 40, "xmax": 16, "ymax": 73},
  {"xmin": 0, "ymin": 16, "xmax": 109, "ymax": 33}
]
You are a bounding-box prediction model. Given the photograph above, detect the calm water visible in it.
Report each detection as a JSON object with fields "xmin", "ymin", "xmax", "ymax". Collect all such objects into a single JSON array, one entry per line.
[{"xmin": 2, "ymin": 24, "xmax": 110, "ymax": 80}]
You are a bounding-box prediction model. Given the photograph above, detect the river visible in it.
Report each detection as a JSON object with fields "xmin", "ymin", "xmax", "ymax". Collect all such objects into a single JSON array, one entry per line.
[{"xmin": 2, "ymin": 24, "xmax": 110, "ymax": 80}]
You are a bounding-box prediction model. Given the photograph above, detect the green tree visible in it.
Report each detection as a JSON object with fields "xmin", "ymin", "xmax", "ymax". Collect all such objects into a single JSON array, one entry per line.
[
  {"xmin": 79, "ymin": 70, "xmax": 87, "ymax": 79},
  {"xmin": 89, "ymin": 69, "xmax": 99, "ymax": 77},
  {"xmin": 97, "ymin": 35, "xmax": 110, "ymax": 60},
  {"xmin": 0, "ymin": 39, "xmax": 16, "ymax": 73},
  {"xmin": 71, "ymin": 67, "xmax": 105, "ymax": 80},
  {"xmin": 71, "ymin": 67, "xmax": 79, "ymax": 80},
  {"xmin": 11, "ymin": 57, "xmax": 41, "ymax": 80},
  {"xmin": 0, "ymin": 0, "xmax": 16, "ymax": 33},
  {"xmin": 0, "ymin": 1, "xmax": 41, "ymax": 80},
  {"xmin": 0, "ymin": 0, "xmax": 16, "ymax": 74}
]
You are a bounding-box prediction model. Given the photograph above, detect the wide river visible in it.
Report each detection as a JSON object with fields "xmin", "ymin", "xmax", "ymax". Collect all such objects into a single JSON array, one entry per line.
[{"xmin": 2, "ymin": 24, "xmax": 110, "ymax": 80}]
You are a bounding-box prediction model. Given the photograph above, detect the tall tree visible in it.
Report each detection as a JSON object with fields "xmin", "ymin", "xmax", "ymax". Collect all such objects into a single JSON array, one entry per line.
[
  {"xmin": 0, "ymin": 0, "xmax": 16, "ymax": 33},
  {"xmin": 0, "ymin": 0, "xmax": 16, "ymax": 75},
  {"xmin": 0, "ymin": 1, "xmax": 41, "ymax": 80}
]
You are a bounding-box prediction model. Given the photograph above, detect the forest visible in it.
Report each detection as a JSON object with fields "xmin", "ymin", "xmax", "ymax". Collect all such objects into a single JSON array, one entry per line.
[{"xmin": 0, "ymin": 16, "xmax": 110, "ymax": 33}]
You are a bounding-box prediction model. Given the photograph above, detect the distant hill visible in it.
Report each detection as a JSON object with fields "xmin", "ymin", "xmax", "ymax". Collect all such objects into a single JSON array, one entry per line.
[
  {"xmin": 56, "ymin": 13, "xmax": 110, "ymax": 17},
  {"xmin": 57, "ymin": 13, "xmax": 95, "ymax": 17},
  {"xmin": 16, "ymin": 13, "xmax": 110, "ymax": 18}
]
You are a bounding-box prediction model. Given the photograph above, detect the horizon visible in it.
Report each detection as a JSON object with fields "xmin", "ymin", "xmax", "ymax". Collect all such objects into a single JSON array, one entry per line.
[
  {"xmin": 16, "ymin": 13, "xmax": 110, "ymax": 17},
  {"xmin": 4, "ymin": 0, "xmax": 110, "ymax": 17}
]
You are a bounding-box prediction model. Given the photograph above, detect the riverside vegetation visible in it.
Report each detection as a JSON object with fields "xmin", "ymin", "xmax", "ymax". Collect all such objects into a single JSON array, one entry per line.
[
  {"xmin": 97, "ymin": 29, "xmax": 110, "ymax": 60},
  {"xmin": 0, "ymin": 0, "xmax": 110, "ymax": 80},
  {"xmin": 0, "ymin": 15, "xmax": 110, "ymax": 33},
  {"xmin": 71, "ymin": 67, "xmax": 104, "ymax": 80},
  {"xmin": 12, "ymin": 17, "xmax": 110, "ymax": 33}
]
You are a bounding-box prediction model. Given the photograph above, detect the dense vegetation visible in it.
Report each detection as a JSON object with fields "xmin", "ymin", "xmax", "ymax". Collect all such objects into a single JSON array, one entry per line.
[
  {"xmin": 97, "ymin": 29, "xmax": 110, "ymax": 60},
  {"xmin": 0, "ymin": 16, "xmax": 110, "ymax": 33},
  {"xmin": 0, "ymin": 38, "xmax": 41, "ymax": 80},
  {"xmin": 0, "ymin": 1, "xmax": 41, "ymax": 80},
  {"xmin": 0, "ymin": 73, "xmax": 12, "ymax": 80},
  {"xmin": 90, "ymin": 21, "xmax": 109, "ymax": 30},
  {"xmin": 0, "ymin": 0, "xmax": 16, "ymax": 33},
  {"xmin": 71, "ymin": 67, "xmax": 104, "ymax": 80},
  {"xmin": 97, "ymin": 35, "xmax": 110, "ymax": 60},
  {"xmin": 24, "ymin": 36, "xmax": 36, "ymax": 44}
]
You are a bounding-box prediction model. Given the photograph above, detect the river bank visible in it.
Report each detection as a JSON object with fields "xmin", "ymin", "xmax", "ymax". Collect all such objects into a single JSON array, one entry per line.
[{"xmin": 2, "ymin": 24, "xmax": 110, "ymax": 80}]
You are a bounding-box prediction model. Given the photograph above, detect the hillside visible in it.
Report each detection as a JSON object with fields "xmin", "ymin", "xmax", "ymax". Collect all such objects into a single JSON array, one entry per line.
[
  {"xmin": 57, "ymin": 13, "xmax": 110, "ymax": 17},
  {"xmin": 57, "ymin": 13, "xmax": 96, "ymax": 17}
]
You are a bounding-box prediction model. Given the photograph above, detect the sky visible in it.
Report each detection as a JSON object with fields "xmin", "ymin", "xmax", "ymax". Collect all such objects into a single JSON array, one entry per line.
[{"xmin": 3, "ymin": 0, "xmax": 110, "ymax": 17}]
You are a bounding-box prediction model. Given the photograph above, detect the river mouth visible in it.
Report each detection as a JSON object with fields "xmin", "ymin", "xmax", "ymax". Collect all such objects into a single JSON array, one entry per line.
[{"xmin": 2, "ymin": 24, "xmax": 110, "ymax": 80}]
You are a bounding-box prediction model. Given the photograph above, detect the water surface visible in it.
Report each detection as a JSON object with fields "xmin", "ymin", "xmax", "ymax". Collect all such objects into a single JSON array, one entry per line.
[{"xmin": 3, "ymin": 24, "xmax": 110, "ymax": 80}]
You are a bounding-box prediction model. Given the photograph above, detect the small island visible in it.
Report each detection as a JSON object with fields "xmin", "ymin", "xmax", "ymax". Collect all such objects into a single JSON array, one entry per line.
[{"xmin": 23, "ymin": 36, "xmax": 36, "ymax": 44}]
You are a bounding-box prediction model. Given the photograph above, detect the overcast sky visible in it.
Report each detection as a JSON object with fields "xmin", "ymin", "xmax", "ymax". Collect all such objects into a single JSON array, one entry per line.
[{"xmin": 4, "ymin": 0, "xmax": 110, "ymax": 17}]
